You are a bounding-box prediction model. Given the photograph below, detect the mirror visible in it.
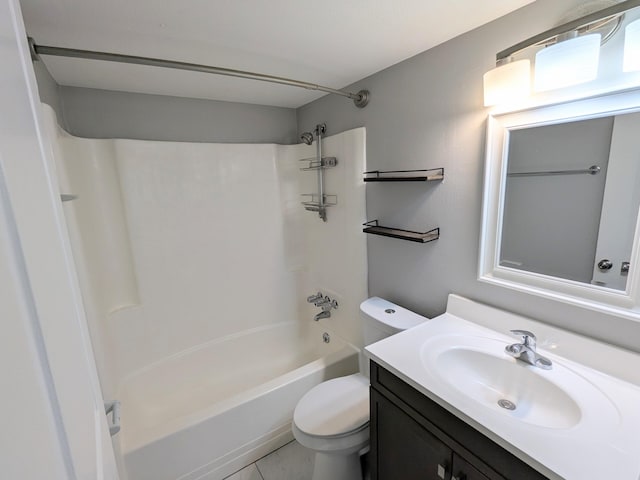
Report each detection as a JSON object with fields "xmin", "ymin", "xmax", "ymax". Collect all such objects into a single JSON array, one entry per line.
[
  {"xmin": 501, "ymin": 112, "xmax": 640, "ymax": 290},
  {"xmin": 480, "ymin": 89, "xmax": 640, "ymax": 319}
]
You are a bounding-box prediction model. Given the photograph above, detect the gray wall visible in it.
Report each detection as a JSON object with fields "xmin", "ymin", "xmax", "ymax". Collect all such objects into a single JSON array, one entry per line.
[
  {"xmin": 32, "ymin": 65, "xmax": 297, "ymax": 144},
  {"xmin": 58, "ymin": 87, "xmax": 297, "ymax": 144},
  {"xmin": 297, "ymin": 0, "xmax": 640, "ymax": 353}
]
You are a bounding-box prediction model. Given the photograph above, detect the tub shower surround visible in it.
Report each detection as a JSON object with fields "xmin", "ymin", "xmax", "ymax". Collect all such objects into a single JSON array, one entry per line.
[{"xmin": 44, "ymin": 105, "xmax": 368, "ymax": 480}]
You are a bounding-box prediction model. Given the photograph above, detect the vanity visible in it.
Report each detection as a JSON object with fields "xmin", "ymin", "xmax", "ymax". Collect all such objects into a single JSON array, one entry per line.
[
  {"xmin": 370, "ymin": 362, "xmax": 546, "ymax": 480},
  {"xmin": 365, "ymin": 295, "xmax": 640, "ymax": 480}
]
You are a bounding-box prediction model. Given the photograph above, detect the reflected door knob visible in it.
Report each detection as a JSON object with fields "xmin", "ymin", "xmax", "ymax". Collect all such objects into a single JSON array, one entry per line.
[{"xmin": 597, "ymin": 259, "xmax": 613, "ymax": 271}]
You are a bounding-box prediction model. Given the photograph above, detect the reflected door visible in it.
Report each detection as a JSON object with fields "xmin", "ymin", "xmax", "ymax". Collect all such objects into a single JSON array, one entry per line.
[{"xmin": 592, "ymin": 112, "xmax": 640, "ymax": 290}]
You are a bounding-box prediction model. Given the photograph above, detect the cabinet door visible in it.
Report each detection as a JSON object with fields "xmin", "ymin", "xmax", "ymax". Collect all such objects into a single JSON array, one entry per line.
[
  {"xmin": 373, "ymin": 390, "xmax": 452, "ymax": 480},
  {"xmin": 451, "ymin": 454, "xmax": 498, "ymax": 480}
]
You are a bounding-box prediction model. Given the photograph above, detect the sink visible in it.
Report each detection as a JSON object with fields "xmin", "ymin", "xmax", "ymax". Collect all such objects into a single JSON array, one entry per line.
[
  {"xmin": 432, "ymin": 346, "xmax": 580, "ymax": 429},
  {"xmin": 420, "ymin": 334, "xmax": 619, "ymax": 431}
]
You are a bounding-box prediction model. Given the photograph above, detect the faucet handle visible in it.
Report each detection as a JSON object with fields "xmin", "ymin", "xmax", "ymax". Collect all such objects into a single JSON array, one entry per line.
[
  {"xmin": 510, "ymin": 329, "xmax": 536, "ymax": 348},
  {"xmin": 307, "ymin": 292, "xmax": 323, "ymax": 303}
]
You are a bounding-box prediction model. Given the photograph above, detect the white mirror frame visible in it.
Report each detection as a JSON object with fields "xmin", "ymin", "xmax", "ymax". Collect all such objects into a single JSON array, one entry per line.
[{"xmin": 479, "ymin": 88, "xmax": 640, "ymax": 321}]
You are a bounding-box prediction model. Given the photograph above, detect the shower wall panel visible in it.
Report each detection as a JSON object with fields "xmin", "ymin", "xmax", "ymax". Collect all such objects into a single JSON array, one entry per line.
[
  {"xmin": 47, "ymin": 101, "xmax": 367, "ymax": 388},
  {"xmin": 280, "ymin": 129, "xmax": 369, "ymax": 352},
  {"xmin": 109, "ymin": 141, "xmax": 301, "ymax": 376}
]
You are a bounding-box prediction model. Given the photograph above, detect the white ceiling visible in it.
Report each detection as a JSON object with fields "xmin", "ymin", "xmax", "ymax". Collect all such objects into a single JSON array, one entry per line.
[{"xmin": 20, "ymin": 0, "xmax": 535, "ymax": 108}]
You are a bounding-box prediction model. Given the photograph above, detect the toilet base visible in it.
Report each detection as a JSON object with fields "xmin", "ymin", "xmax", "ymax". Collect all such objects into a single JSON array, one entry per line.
[{"xmin": 312, "ymin": 451, "xmax": 362, "ymax": 480}]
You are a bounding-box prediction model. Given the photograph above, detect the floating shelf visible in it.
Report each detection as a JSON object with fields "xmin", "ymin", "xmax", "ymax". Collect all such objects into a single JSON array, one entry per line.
[
  {"xmin": 300, "ymin": 156, "xmax": 338, "ymax": 171},
  {"xmin": 363, "ymin": 220, "xmax": 439, "ymax": 243},
  {"xmin": 363, "ymin": 167, "xmax": 444, "ymax": 182}
]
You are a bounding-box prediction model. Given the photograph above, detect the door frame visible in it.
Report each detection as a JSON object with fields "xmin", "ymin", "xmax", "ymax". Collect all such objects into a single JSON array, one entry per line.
[{"xmin": 0, "ymin": 0, "xmax": 119, "ymax": 478}]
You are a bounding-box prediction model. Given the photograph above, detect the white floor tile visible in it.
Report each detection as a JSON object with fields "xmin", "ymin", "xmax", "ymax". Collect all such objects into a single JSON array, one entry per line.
[
  {"xmin": 223, "ymin": 463, "xmax": 264, "ymax": 480},
  {"xmin": 256, "ymin": 440, "xmax": 315, "ymax": 480}
]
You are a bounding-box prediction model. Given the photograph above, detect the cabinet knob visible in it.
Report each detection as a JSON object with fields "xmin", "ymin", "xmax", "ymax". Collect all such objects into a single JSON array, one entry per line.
[{"xmin": 437, "ymin": 464, "xmax": 447, "ymax": 479}]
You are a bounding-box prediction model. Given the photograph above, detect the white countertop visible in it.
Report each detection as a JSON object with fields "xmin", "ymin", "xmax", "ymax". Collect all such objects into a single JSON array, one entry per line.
[{"xmin": 365, "ymin": 294, "xmax": 640, "ymax": 480}]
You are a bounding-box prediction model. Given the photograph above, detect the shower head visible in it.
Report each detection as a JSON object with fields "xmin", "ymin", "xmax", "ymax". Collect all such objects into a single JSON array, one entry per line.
[{"xmin": 300, "ymin": 132, "xmax": 314, "ymax": 145}]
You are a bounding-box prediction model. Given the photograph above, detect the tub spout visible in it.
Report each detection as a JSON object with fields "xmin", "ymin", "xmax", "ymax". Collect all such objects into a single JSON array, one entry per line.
[{"xmin": 314, "ymin": 310, "xmax": 331, "ymax": 321}]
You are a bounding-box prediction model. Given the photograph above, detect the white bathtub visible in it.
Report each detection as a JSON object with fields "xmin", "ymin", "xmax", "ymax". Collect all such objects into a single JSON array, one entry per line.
[{"xmin": 119, "ymin": 322, "xmax": 359, "ymax": 480}]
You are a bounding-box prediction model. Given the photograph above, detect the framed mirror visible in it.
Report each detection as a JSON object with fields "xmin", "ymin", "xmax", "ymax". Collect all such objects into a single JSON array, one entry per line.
[{"xmin": 479, "ymin": 89, "xmax": 640, "ymax": 320}]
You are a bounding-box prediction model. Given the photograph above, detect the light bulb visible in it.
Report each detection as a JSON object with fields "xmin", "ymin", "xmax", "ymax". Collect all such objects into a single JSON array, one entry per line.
[
  {"xmin": 483, "ymin": 59, "xmax": 531, "ymax": 107},
  {"xmin": 534, "ymin": 34, "xmax": 601, "ymax": 92}
]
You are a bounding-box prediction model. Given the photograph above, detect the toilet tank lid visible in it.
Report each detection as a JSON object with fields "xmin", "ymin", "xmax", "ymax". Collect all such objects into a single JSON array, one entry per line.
[{"xmin": 360, "ymin": 297, "xmax": 428, "ymax": 331}]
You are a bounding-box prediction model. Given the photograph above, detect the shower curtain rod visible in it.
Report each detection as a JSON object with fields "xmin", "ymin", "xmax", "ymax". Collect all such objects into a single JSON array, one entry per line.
[{"xmin": 28, "ymin": 38, "xmax": 370, "ymax": 108}]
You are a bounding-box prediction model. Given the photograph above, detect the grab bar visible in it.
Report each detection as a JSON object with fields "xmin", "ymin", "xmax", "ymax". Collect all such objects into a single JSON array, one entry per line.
[{"xmin": 507, "ymin": 165, "xmax": 600, "ymax": 177}]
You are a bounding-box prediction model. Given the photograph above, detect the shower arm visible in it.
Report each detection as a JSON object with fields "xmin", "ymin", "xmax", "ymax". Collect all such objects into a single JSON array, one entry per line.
[{"xmin": 28, "ymin": 38, "xmax": 370, "ymax": 108}]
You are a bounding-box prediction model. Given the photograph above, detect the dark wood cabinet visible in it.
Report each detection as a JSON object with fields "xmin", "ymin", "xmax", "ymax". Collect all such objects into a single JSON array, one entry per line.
[
  {"xmin": 374, "ymin": 391, "xmax": 451, "ymax": 479},
  {"xmin": 370, "ymin": 362, "xmax": 548, "ymax": 480},
  {"xmin": 451, "ymin": 454, "xmax": 492, "ymax": 480}
]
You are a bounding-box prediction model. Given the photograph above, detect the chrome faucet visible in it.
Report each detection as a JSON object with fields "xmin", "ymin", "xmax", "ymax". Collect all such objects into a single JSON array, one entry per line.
[
  {"xmin": 314, "ymin": 310, "xmax": 332, "ymax": 321},
  {"xmin": 505, "ymin": 330, "xmax": 552, "ymax": 370},
  {"xmin": 307, "ymin": 292, "xmax": 338, "ymax": 321},
  {"xmin": 314, "ymin": 297, "xmax": 333, "ymax": 308}
]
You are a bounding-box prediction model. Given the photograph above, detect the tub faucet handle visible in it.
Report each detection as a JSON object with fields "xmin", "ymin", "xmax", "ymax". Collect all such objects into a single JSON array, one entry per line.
[{"xmin": 307, "ymin": 292, "xmax": 323, "ymax": 303}]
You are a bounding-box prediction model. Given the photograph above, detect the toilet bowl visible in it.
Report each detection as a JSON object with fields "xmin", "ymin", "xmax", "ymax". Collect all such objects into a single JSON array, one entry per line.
[
  {"xmin": 293, "ymin": 373, "xmax": 369, "ymax": 480},
  {"xmin": 292, "ymin": 297, "xmax": 428, "ymax": 480}
]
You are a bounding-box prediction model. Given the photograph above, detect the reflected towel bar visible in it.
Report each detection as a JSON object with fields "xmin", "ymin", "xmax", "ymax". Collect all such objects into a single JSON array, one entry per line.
[{"xmin": 507, "ymin": 165, "xmax": 601, "ymax": 177}]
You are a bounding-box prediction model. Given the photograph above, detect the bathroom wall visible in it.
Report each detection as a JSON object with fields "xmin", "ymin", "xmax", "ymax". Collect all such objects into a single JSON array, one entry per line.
[
  {"xmin": 32, "ymin": 63, "xmax": 298, "ymax": 144},
  {"xmin": 296, "ymin": 0, "xmax": 640, "ymax": 353},
  {"xmin": 58, "ymin": 86, "xmax": 298, "ymax": 144},
  {"xmin": 286, "ymin": 129, "xmax": 369, "ymax": 349}
]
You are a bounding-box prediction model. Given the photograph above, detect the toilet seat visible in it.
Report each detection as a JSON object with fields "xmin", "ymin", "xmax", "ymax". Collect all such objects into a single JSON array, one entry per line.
[{"xmin": 293, "ymin": 373, "xmax": 369, "ymax": 438}]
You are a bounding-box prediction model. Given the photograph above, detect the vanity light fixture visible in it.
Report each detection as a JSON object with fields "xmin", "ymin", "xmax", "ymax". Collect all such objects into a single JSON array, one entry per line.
[
  {"xmin": 624, "ymin": 18, "xmax": 640, "ymax": 71},
  {"xmin": 483, "ymin": 58, "xmax": 531, "ymax": 107},
  {"xmin": 483, "ymin": 0, "xmax": 639, "ymax": 106},
  {"xmin": 534, "ymin": 34, "xmax": 601, "ymax": 92}
]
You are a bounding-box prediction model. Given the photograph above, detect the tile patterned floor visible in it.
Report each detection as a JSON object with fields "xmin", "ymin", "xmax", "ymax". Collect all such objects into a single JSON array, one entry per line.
[
  {"xmin": 224, "ymin": 440, "xmax": 315, "ymax": 480},
  {"xmin": 223, "ymin": 440, "xmax": 371, "ymax": 480}
]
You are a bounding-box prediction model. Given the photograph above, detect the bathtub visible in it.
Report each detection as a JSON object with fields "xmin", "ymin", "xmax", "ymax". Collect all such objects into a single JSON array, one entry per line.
[{"xmin": 119, "ymin": 322, "xmax": 359, "ymax": 480}]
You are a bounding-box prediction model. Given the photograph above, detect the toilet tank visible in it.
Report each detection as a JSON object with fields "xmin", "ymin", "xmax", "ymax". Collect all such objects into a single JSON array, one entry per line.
[{"xmin": 360, "ymin": 297, "xmax": 428, "ymax": 346}]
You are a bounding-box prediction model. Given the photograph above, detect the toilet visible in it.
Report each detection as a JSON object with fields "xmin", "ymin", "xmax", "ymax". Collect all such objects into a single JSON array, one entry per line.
[{"xmin": 292, "ymin": 297, "xmax": 428, "ymax": 480}]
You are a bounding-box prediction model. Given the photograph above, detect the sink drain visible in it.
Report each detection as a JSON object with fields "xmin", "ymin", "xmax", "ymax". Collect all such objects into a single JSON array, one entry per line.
[{"xmin": 498, "ymin": 399, "xmax": 516, "ymax": 411}]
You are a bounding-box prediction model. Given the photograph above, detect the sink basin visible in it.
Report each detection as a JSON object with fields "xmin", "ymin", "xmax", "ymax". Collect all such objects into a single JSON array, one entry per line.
[
  {"xmin": 433, "ymin": 347, "xmax": 580, "ymax": 429},
  {"xmin": 420, "ymin": 334, "xmax": 619, "ymax": 431}
]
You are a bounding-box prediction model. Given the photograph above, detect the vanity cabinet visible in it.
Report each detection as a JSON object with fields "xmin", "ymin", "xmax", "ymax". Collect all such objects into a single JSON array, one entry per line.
[{"xmin": 370, "ymin": 362, "xmax": 548, "ymax": 480}]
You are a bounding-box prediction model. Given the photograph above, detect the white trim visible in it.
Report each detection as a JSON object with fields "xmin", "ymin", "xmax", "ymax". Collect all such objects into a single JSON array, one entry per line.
[
  {"xmin": 479, "ymin": 88, "xmax": 640, "ymax": 321},
  {"xmin": 0, "ymin": 0, "xmax": 119, "ymax": 477}
]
